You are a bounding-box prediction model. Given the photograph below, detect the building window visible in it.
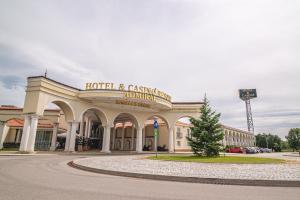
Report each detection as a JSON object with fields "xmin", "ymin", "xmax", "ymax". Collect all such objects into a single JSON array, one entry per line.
[
  {"xmin": 187, "ymin": 129, "xmax": 191, "ymax": 138},
  {"xmin": 176, "ymin": 127, "xmax": 182, "ymax": 139},
  {"xmin": 177, "ymin": 141, "xmax": 181, "ymax": 146}
]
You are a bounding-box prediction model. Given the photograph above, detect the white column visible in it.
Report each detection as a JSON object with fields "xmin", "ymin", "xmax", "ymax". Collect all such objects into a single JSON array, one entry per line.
[
  {"xmin": 19, "ymin": 115, "xmax": 31, "ymax": 152},
  {"xmin": 131, "ymin": 126, "xmax": 135, "ymax": 150},
  {"xmin": 87, "ymin": 121, "xmax": 92, "ymax": 138},
  {"xmin": 0, "ymin": 122, "xmax": 4, "ymax": 149},
  {"xmin": 69, "ymin": 122, "xmax": 79, "ymax": 152},
  {"xmin": 169, "ymin": 127, "xmax": 174, "ymax": 153},
  {"xmin": 121, "ymin": 126, "xmax": 125, "ymax": 150},
  {"xmin": 84, "ymin": 118, "xmax": 89, "ymax": 138},
  {"xmin": 0, "ymin": 122, "xmax": 9, "ymax": 149},
  {"xmin": 79, "ymin": 120, "xmax": 84, "ymax": 137},
  {"xmin": 27, "ymin": 115, "xmax": 39, "ymax": 153},
  {"xmin": 136, "ymin": 127, "xmax": 143, "ymax": 153},
  {"xmin": 50, "ymin": 123, "xmax": 59, "ymax": 151},
  {"xmin": 112, "ymin": 127, "xmax": 116, "ymax": 150},
  {"xmin": 64, "ymin": 122, "xmax": 72, "ymax": 151},
  {"xmin": 142, "ymin": 126, "xmax": 146, "ymax": 146},
  {"xmin": 101, "ymin": 125, "xmax": 111, "ymax": 153}
]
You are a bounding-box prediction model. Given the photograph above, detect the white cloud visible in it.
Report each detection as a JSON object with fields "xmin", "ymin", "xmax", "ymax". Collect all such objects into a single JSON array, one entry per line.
[{"xmin": 0, "ymin": 0, "xmax": 299, "ymax": 139}]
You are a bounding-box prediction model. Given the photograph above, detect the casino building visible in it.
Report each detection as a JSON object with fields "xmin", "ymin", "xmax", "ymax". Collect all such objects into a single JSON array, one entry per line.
[{"xmin": 0, "ymin": 76, "xmax": 255, "ymax": 153}]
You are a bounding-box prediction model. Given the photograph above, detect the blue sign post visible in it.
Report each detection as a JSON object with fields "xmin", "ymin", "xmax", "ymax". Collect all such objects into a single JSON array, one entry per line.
[{"xmin": 154, "ymin": 120, "xmax": 158, "ymax": 158}]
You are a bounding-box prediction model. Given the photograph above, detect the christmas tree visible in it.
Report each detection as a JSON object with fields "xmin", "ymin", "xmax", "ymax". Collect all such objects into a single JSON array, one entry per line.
[{"xmin": 187, "ymin": 95, "xmax": 224, "ymax": 156}]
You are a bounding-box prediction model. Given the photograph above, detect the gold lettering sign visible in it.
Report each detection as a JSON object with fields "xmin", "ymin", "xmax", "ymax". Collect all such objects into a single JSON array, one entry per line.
[
  {"xmin": 116, "ymin": 100, "xmax": 150, "ymax": 108},
  {"xmin": 85, "ymin": 82, "xmax": 172, "ymax": 102},
  {"xmin": 125, "ymin": 91, "xmax": 155, "ymax": 101}
]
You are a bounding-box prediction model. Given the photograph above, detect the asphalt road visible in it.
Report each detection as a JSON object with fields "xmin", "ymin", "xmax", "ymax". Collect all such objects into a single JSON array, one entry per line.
[{"xmin": 0, "ymin": 155, "xmax": 299, "ymax": 200}]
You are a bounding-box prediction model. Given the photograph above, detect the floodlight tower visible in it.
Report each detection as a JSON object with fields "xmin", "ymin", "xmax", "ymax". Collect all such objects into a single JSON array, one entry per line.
[{"xmin": 239, "ymin": 89, "xmax": 257, "ymax": 133}]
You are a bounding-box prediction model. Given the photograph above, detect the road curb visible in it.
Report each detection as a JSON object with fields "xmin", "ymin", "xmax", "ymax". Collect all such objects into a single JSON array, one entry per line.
[{"xmin": 68, "ymin": 161, "xmax": 300, "ymax": 187}]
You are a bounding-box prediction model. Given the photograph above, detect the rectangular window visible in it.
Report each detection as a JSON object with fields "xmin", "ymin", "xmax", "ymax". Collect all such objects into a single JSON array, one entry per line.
[
  {"xmin": 187, "ymin": 129, "xmax": 191, "ymax": 138},
  {"xmin": 176, "ymin": 127, "xmax": 182, "ymax": 139},
  {"xmin": 177, "ymin": 141, "xmax": 181, "ymax": 146}
]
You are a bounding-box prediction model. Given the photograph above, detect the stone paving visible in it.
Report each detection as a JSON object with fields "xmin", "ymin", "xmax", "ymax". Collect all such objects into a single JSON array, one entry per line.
[{"xmin": 74, "ymin": 154, "xmax": 300, "ymax": 181}]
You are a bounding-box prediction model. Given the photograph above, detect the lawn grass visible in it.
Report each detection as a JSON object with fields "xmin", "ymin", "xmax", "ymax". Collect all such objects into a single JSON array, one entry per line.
[{"xmin": 148, "ymin": 155, "xmax": 286, "ymax": 164}]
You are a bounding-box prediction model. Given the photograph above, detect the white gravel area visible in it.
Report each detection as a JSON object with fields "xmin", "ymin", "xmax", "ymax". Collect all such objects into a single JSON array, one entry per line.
[{"xmin": 74, "ymin": 155, "xmax": 300, "ymax": 181}]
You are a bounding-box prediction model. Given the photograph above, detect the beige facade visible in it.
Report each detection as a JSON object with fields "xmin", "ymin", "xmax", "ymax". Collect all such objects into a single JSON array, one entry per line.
[
  {"xmin": 172, "ymin": 122, "xmax": 255, "ymax": 151},
  {"xmin": 0, "ymin": 76, "xmax": 255, "ymax": 152},
  {"xmin": 222, "ymin": 125, "xmax": 255, "ymax": 147},
  {"xmin": 0, "ymin": 106, "xmax": 66, "ymax": 150},
  {"xmin": 9, "ymin": 76, "xmax": 203, "ymax": 153}
]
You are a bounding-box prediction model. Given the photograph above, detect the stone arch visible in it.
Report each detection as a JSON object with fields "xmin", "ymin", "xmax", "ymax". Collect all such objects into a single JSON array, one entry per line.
[
  {"xmin": 172, "ymin": 114, "xmax": 195, "ymax": 129},
  {"xmin": 143, "ymin": 115, "xmax": 170, "ymax": 152},
  {"xmin": 0, "ymin": 118, "xmax": 23, "ymax": 149},
  {"xmin": 112, "ymin": 112, "xmax": 139, "ymax": 128},
  {"xmin": 145, "ymin": 114, "xmax": 170, "ymax": 130},
  {"xmin": 170, "ymin": 114, "xmax": 196, "ymax": 153},
  {"xmin": 111, "ymin": 112, "xmax": 140, "ymax": 151},
  {"xmin": 77, "ymin": 107, "xmax": 109, "ymax": 151},
  {"xmin": 79, "ymin": 107, "xmax": 108, "ymax": 126},
  {"xmin": 42, "ymin": 99, "xmax": 75, "ymax": 122}
]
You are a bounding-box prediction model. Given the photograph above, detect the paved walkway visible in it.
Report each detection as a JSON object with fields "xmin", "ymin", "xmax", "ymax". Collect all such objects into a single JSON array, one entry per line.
[{"xmin": 74, "ymin": 154, "xmax": 300, "ymax": 181}]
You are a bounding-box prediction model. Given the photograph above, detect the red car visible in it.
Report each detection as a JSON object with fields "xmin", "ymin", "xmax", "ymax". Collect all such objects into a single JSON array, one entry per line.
[{"xmin": 227, "ymin": 147, "xmax": 243, "ymax": 153}]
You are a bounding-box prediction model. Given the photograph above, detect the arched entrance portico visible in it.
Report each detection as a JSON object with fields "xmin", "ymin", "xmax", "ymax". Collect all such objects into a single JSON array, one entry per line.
[
  {"xmin": 18, "ymin": 76, "xmax": 203, "ymax": 153},
  {"xmin": 143, "ymin": 115, "xmax": 170, "ymax": 152},
  {"xmin": 78, "ymin": 108, "xmax": 108, "ymax": 151},
  {"xmin": 19, "ymin": 99, "xmax": 76, "ymax": 153},
  {"xmin": 173, "ymin": 116, "xmax": 193, "ymax": 152},
  {"xmin": 111, "ymin": 113, "xmax": 139, "ymax": 152}
]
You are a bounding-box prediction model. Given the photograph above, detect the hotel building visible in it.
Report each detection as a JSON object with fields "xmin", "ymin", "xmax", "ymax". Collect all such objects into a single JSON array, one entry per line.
[{"xmin": 0, "ymin": 76, "xmax": 255, "ymax": 152}]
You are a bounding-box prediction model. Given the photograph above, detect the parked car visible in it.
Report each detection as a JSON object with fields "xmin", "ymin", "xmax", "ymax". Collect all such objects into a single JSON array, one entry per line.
[
  {"xmin": 259, "ymin": 148, "xmax": 272, "ymax": 153},
  {"xmin": 227, "ymin": 147, "xmax": 243, "ymax": 153},
  {"xmin": 254, "ymin": 147, "xmax": 260, "ymax": 153},
  {"xmin": 245, "ymin": 147, "xmax": 257, "ymax": 154}
]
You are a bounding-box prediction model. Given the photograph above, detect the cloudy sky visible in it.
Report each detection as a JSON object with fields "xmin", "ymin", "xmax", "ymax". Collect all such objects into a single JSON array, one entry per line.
[{"xmin": 0, "ymin": 0, "xmax": 299, "ymax": 138}]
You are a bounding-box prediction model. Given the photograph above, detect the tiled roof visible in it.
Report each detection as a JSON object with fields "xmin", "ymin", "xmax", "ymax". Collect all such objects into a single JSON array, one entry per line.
[
  {"xmin": 6, "ymin": 118, "xmax": 24, "ymax": 127},
  {"xmin": 0, "ymin": 105, "xmax": 22, "ymax": 110},
  {"xmin": 6, "ymin": 118, "xmax": 58, "ymax": 129}
]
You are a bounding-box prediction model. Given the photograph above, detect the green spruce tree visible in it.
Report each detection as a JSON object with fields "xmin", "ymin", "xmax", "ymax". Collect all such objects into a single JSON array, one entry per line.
[
  {"xmin": 187, "ymin": 95, "xmax": 224, "ymax": 157},
  {"xmin": 286, "ymin": 128, "xmax": 300, "ymax": 151}
]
